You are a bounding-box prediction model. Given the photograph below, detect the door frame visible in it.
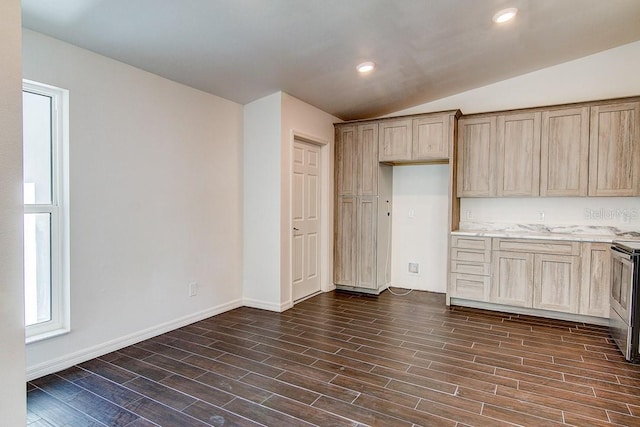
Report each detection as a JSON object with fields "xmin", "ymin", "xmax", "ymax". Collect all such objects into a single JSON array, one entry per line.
[{"xmin": 288, "ymin": 130, "xmax": 332, "ymax": 305}]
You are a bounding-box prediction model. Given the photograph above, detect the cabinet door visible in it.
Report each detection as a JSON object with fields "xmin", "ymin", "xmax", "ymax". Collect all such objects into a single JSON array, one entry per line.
[
  {"xmin": 589, "ymin": 101, "xmax": 640, "ymax": 196},
  {"xmin": 412, "ymin": 115, "xmax": 449, "ymax": 160},
  {"xmin": 496, "ymin": 112, "xmax": 541, "ymax": 196},
  {"xmin": 533, "ymin": 254, "xmax": 580, "ymax": 313},
  {"xmin": 491, "ymin": 251, "xmax": 534, "ymax": 307},
  {"xmin": 334, "ymin": 196, "xmax": 357, "ymax": 286},
  {"xmin": 540, "ymin": 107, "xmax": 589, "ymax": 196},
  {"xmin": 379, "ymin": 119, "xmax": 412, "ymax": 162},
  {"xmin": 357, "ymin": 197, "xmax": 377, "ymax": 289},
  {"xmin": 457, "ymin": 116, "xmax": 497, "ymax": 197},
  {"xmin": 336, "ymin": 126, "xmax": 357, "ymax": 196},
  {"xmin": 358, "ymin": 124, "xmax": 379, "ymax": 196},
  {"xmin": 580, "ymin": 243, "xmax": 611, "ymax": 318}
]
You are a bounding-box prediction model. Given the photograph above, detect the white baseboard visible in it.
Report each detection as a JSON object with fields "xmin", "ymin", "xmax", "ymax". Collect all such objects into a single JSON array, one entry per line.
[
  {"xmin": 26, "ymin": 299, "xmax": 243, "ymax": 381},
  {"xmin": 242, "ymin": 298, "xmax": 292, "ymax": 312}
]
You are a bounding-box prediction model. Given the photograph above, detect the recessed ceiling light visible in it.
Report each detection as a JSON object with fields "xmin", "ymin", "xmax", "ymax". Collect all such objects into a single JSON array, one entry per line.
[
  {"xmin": 493, "ymin": 7, "xmax": 518, "ymax": 24},
  {"xmin": 356, "ymin": 61, "xmax": 375, "ymax": 73}
]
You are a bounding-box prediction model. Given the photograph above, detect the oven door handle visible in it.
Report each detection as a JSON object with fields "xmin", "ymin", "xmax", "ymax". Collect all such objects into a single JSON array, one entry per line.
[{"xmin": 611, "ymin": 246, "xmax": 633, "ymax": 260}]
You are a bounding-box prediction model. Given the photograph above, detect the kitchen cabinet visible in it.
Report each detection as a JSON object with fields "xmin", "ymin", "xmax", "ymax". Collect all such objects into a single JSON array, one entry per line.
[
  {"xmin": 378, "ymin": 119, "xmax": 412, "ymax": 162},
  {"xmin": 457, "ymin": 116, "xmax": 497, "ymax": 197},
  {"xmin": 533, "ymin": 253, "xmax": 580, "ymax": 313},
  {"xmin": 580, "ymin": 242, "xmax": 611, "ymax": 317},
  {"xmin": 450, "ymin": 236, "xmax": 610, "ymax": 320},
  {"xmin": 491, "ymin": 239, "xmax": 580, "ymax": 312},
  {"xmin": 412, "ymin": 114, "xmax": 452, "ymax": 160},
  {"xmin": 357, "ymin": 124, "xmax": 379, "ymax": 196},
  {"xmin": 491, "ymin": 250, "xmax": 534, "ymax": 307},
  {"xmin": 334, "ymin": 123, "xmax": 392, "ymax": 293},
  {"xmin": 540, "ymin": 107, "xmax": 590, "ymax": 196},
  {"xmin": 379, "ymin": 111, "xmax": 459, "ymax": 163},
  {"xmin": 356, "ymin": 196, "xmax": 377, "ymax": 289},
  {"xmin": 493, "ymin": 250, "xmax": 580, "ymax": 313},
  {"xmin": 457, "ymin": 96, "xmax": 640, "ymax": 198},
  {"xmin": 496, "ymin": 112, "xmax": 541, "ymax": 197},
  {"xmin": 449, "ymin": 236, "xmax": 491, "ymax": 301},
  {"xmin": 335, "ymin": 125, "xmax": 357, "ymax": 196},
  {"xmin": 457, "ymin": 111, "xmax": 540, "ymax": 198},
  {"xmin": 589, "ymin": 101, "xmax": 640, "ymax": 196},
  {"xmin": 334, "ymin": 196, "xmax": 357, "ymax": 286},
  {"xmin": 336, "ymin": 124, "xmax": 379, "ymax": 196}
]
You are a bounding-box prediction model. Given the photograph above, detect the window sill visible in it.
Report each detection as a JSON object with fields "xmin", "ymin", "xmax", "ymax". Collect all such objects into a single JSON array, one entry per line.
[{"xmin": 26, "ymin": 327, "xmax": 70, "ymax": 344}]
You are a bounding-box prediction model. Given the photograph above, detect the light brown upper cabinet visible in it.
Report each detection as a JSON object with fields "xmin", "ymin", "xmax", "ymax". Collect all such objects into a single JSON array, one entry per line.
[
  {"xmin": 379, "ymin": 111, "xmax": 459, "ymax": 163},
  {"xmin": 378, "ymin": 119, "xmax": 412, "ymax": 162},
  {"xmin": 540, "ymin": 107, "xmax": 590, "ymax": 196},
  {"xmin": 357, "ymin": 124, "xmax": 379, "ymax": 196},
  {"xmin": 335, "ymin": 123, "xmax": 379, "ymax": 197},
  {"xmin": 457, "ymin": 116, "xmax": 497, "ymax": 197},
  {"xmin": 589, "ymin": 101, "xmax": 640, "ymax": 196},
  {"xmin": 335, "ymin": 125, "xmax": 357, "ymax": 196},
  {"xmin": 412, "ymin": 114, "xmax": 451, "ymax": 160},
  {"xmin": 457, "ymin": 96, "xmax": 640, "ymax": 198},
  {"xmin": 496, "ymin": 112, "xmax": 541, "ymax": 197}
]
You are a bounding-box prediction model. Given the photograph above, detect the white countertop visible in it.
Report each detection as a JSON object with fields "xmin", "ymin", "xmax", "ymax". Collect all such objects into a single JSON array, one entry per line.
[{"xmin": 452, "ymin": 222, "xmax": 640, "ymax": 243}]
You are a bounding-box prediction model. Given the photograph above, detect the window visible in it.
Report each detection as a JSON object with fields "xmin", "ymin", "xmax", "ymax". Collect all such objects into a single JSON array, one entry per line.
[{"xmin": 23, "ymin": 80, "xmax": 69, "ymax": 342}]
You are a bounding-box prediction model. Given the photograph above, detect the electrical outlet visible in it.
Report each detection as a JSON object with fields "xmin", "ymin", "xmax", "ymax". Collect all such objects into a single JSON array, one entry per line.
[
  {"xmin": 408, "ymin": 209, "xmax": 415, "ymax": 219},
  {"xmin": 538, "ymin": 211, "xmax": 545, "ymax": 221},
  {"xmin": 189, "ymin": 282, "xmax": 198, "ymax": 297},
  {"xmin": 408, "ymin": 262, "xmax": 419, "ymax": 274},
  {"xmin": 465, "ymin": 210, "xmax": 473, "ymax": 220}
]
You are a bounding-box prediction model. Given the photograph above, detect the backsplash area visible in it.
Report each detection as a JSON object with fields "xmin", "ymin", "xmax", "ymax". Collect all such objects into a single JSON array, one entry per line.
[{"xmin": 460, "ymin": 197, "xmax": 640, "ymax": 231}]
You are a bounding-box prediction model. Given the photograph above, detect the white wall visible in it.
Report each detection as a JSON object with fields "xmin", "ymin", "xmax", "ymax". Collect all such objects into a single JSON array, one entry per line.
[
  {"xmin": 23, "ymin": 29, "xmax": 244, "ymax": 379},
  {"xmin": 243, "ymin": 92, "xmax": 338, "ymax": 310},
  {"xmin": 391, "ymin": 165, "xmax": 449, "ymax": 292},
  {"xmin": 387, "ymin": 40, "xmax": 640, "ymax": 292},
  {"xmin": 243, "ymin": 93, "xmax": 283, "ymax": 310},
  {"xmin": 0, "ymin": 1, "xmax": 27, "ymax": 423},
  {"xmin": 391, "ymin": 40, "xmax": 640, "ymax": 117},
  {"xmin": 461, "ymin": 198, "xmax": 640, "ymax": 229}
]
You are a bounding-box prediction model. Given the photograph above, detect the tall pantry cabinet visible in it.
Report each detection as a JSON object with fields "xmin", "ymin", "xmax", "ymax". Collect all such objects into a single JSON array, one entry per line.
[{"xmin": 334, "ymin": 123, "xmax": 392, "ymax": 293}]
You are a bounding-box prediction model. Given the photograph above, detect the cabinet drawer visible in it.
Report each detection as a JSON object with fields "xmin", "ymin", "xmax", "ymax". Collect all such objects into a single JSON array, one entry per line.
[
  {"xmin": 451, "ymin": 260, "xmax": 491, "ymax": 276},
  {"xmin": 492, "ymin": 238, "xmax": 580, "ymax": 256},
  {"xmin": 451, "ymin": 236, "xmax": 491, "ymax": 250},
  {"xmin": 450, "ymin": 273, "xmax": 490, "ymax": 301},
  {"xmin": 451, "ymin": 247, "xmax": 491, "ymax": 263}
]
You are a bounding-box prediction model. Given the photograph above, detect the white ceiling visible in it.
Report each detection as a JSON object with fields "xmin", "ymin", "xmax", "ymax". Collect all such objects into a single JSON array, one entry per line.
[{"xmin": 21, "ymin": 0, "xmax": 640, "ymax": 120}]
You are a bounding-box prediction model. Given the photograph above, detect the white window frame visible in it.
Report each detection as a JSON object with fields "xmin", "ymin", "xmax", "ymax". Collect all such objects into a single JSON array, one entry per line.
[{"xmin": 23, "ymin": 79, "xmax": 70, "ymax": 343}]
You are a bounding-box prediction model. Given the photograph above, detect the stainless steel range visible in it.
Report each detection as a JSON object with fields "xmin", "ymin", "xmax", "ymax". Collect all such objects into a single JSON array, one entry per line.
[{"xmin": 610, "ymin": 240, "xmax": 640, "ymax": 362}]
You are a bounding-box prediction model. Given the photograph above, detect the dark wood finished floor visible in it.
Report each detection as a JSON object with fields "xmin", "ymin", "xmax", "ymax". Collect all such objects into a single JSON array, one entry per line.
[{"xmin": 27, "ymin": 290, "xmax": 640, "ymax": 426}]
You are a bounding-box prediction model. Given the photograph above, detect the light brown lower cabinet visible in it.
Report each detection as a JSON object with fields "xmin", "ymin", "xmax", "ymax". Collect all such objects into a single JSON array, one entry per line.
[
  {"xmin": 449, "ymin": 236, "xmax": 611, "ymax": 320},
  {"xmin": 450, "ymin": 273, "xmax": 491, "ymax": 301},
  {"xmin": 580, "ymin": 242, "xmax": 611, "ymax": 317},
  {"xmin": 491, "ymin": 250, "xmax": 534, "ymax": 307},
  {"xmin": 449, "ymin": 236, "xmax": 492, "ymax": 301},
  {"xmin": 334, "ymin": 196, "xmax": 357, "ymax": 286},
  {"xmin": 533, "ymin": 253, "xmax": 580, "ymax": 313}
]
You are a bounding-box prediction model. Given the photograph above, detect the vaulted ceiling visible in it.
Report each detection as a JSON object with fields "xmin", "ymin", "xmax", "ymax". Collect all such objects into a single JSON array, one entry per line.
[{"xmin": 21, "ymin": 0, "xmax": 640, "ymax": 120}]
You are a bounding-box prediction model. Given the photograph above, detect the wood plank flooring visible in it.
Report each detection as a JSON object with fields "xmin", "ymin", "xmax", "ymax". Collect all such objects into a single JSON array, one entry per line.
[{"xmin": 27, "ymin": 290, "xmax": 640, "ymax": 426}]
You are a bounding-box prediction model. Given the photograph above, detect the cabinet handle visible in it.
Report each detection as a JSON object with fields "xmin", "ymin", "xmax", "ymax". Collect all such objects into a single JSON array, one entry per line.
[{"xmin": 293, "ymin": 227, "xmax": 299, "ymax": 231}]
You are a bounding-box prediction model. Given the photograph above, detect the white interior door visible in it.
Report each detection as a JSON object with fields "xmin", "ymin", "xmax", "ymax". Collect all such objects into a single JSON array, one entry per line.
[{"xmin": 292, "ymin": 139, "xmax": 321, "ymax": 301}]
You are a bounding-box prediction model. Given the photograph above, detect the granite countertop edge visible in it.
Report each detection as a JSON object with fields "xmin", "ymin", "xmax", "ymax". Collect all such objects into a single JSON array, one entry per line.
[
  {"xmin": 451, "ymin": 230, "xmax": 640, "ymax": 243},
  {"xmin": 450, "ymin": 230, "xmax": 624, "ymax": 243}
]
